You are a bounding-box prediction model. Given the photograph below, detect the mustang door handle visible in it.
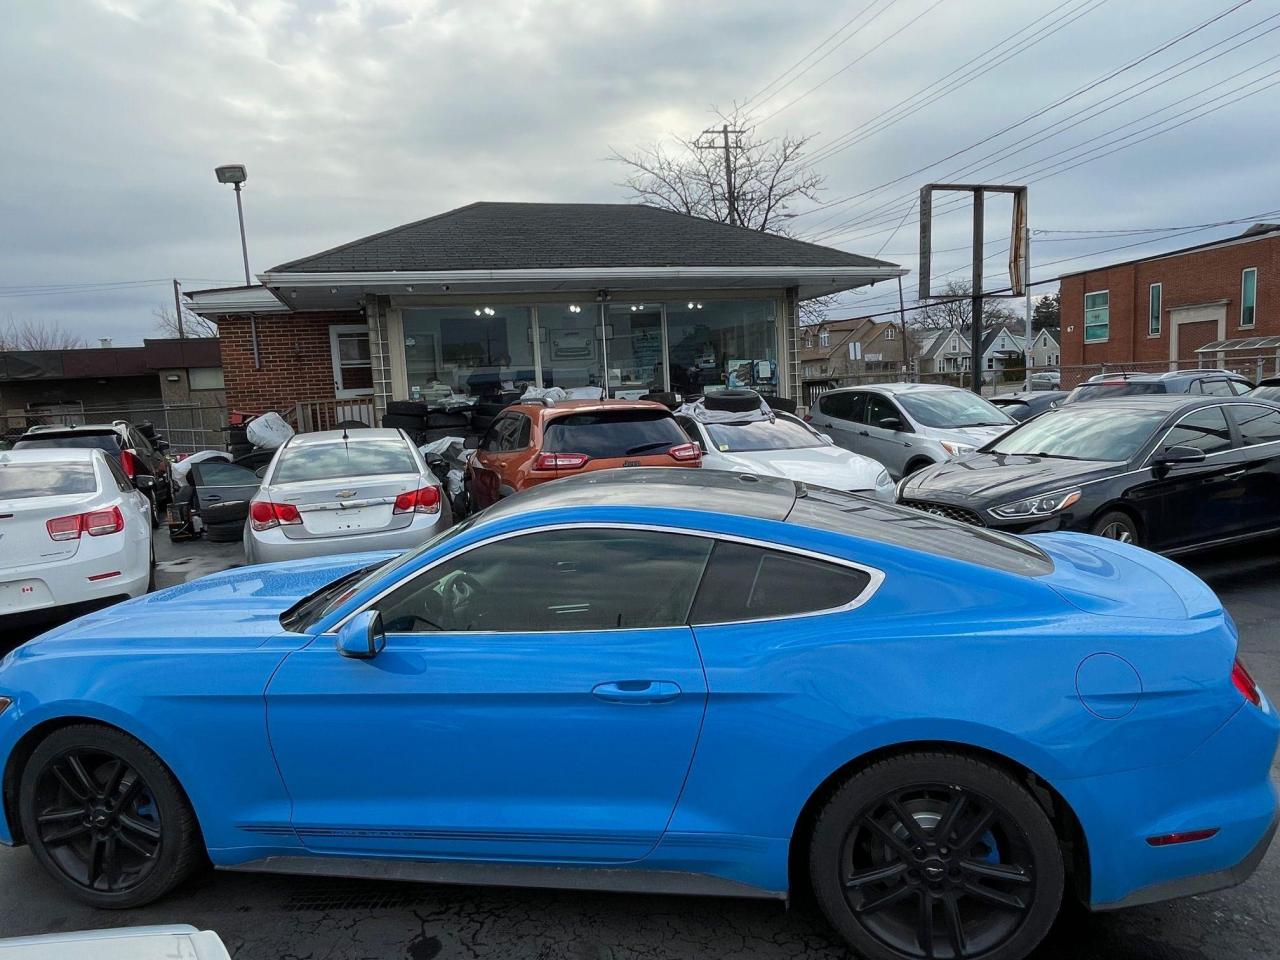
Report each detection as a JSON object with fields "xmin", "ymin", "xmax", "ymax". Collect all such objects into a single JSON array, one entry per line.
[{"xmin": 592, "ymin": 680, "xmax": 682, "ymax": 704}]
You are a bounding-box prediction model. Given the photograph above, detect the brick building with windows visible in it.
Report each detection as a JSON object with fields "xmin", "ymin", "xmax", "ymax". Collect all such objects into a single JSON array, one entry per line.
[{"xmin": 1060, "ymin": 223, "xmax": 1279, "ymax": 377}]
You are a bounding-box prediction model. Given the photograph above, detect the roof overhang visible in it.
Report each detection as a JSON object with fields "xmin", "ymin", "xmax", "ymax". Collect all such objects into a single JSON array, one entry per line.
[
  {"xmin": 250, "ymin": 265, "xmax": 906, "ymax": 313},
  {"xmin": 1197, "ymin": 335, "xmax": 1280, "ymax": 353},
  {"xmin": 184, "ymin": 285, "xmax": 292, "ymax": 316}
]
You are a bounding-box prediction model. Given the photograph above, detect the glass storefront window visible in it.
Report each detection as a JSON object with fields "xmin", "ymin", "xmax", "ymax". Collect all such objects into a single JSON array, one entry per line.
[
  {"xmin": 605, "ymin": 304, "xmax": 665, "ymax": 398},
  {"xmin": 665, "ymin": 299, "xmax": 778, "ymax": 396},
  {"xmin": 537, "ymin": 303, "xmax": 603, "ymax": 392},
  {"xmin": 402, "ymin": 306, "xmax": 536, "ymax": 403}
]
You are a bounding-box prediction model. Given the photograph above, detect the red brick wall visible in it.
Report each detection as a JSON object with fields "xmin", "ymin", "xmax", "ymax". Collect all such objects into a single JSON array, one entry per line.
[
  {"xmin": 218, "ymin": 312, "xmax": 365, "ymax": 413},
  {"xmin": 1061, "ymin": 232, "xmax": 1279, "ymax": 369}
]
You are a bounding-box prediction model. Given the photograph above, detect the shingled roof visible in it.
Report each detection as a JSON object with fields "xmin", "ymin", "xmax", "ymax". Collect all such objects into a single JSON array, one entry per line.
[{"xmin": 269, "ymin": 201, "xmax": 896, "ymax": 274}]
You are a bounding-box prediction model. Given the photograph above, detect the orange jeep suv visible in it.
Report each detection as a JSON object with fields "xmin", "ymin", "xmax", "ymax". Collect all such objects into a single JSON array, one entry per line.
[{"xmin": 466, "ymin": 399, "xmax": 701, "ymax": 509}]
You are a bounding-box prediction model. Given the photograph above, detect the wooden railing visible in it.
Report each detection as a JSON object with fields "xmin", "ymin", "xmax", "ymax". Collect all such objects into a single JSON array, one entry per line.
[{"xmin": 290, "ymin": 398, "xmax": 377, "ymax": 434}]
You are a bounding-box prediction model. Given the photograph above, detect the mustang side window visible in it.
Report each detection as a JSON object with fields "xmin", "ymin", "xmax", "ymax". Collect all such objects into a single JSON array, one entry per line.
[
  {"xmin": 377, "ymin": 528, "xmax": 714, "ymax": 633},
  {"xmin": 689, "ymin": 541, "xmax": 871, "ymax": 624}
]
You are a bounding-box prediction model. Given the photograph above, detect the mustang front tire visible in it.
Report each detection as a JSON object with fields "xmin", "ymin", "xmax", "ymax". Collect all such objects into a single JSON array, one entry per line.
[
  {"xmin": 19, "ymin": 724, "xmax": 202, "ymax": 909},
  {"xmin": 808, "ymin": 751, "xmax": 1064, "ymax": 960}
]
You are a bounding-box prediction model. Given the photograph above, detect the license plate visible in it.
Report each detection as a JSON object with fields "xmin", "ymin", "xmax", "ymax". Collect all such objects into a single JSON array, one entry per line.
[
  {"xmin": 0, "ymin": 578, "xmax": 53, "ymax": 613},
  {"xmin": 303, "ymin": 505, "xmax": 390, "ymax": 536}
]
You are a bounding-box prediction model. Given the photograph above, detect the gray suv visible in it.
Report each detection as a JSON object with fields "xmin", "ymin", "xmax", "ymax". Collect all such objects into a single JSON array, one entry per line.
[
  {"xmin": 1064, "ymin": 369, "xmax": 1253, "ymax": 403},
  {"xmin": 806, "ymin": 383, "xmax": 1015, "ymax": 478}
]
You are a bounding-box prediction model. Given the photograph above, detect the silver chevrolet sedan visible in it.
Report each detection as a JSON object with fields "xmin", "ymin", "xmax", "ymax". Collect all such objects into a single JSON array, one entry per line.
[{"xmin": 244, "ymin": 429, "xmax": 448, "ymax": 565}]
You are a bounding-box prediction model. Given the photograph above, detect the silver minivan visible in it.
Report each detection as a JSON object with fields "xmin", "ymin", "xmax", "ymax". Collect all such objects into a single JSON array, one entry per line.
[{"xmin": 806, "ymin": 382, "xmax": 1015, "ymax": 478}]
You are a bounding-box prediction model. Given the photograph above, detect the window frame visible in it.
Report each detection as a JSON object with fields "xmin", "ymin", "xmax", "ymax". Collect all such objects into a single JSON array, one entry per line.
[
  {"xmin": 1241, "ymin": 267, "xmax": 1257, "ymax": 328},
  {"xmin": 331, "ymin": 522, "xmax": 884, "ymax": 634},
  {"xmin": 1228, "ymin": 402, "xmax": 1280, "ymax": 447},
  {"xmin": 1083, "ymin": 290, "xmax": 1110, "ymax": 344},
  {"xmin": 1148, "ymin": 282, "xmax": 1162, "ymax": 337},
  {"xmin": 1143, "ymin": 404, "xmax": 1238, "ymax": 466}
]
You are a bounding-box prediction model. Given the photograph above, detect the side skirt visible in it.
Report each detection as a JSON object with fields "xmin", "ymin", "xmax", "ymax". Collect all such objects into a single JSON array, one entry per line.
[{"xmin": 220, "ymin": 855, "xmax": 786, "ymax": 900}]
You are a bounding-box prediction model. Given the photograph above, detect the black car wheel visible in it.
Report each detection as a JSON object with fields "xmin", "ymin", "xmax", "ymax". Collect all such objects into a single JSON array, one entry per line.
[
  {"xmin": 1090, "ymin": 510, "xmax": 1140, "ymax": 546},
  {"xmin": 19, "ymin": 725, "xmax": 202, "ymax": 908},
  {"xmin": 809, "ymin": 752, "xmax": 1063, "ymax": 960}
]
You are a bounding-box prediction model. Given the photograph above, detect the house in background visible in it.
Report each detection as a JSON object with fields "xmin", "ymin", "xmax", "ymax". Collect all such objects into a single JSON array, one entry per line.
[
  {"xmin": 186, "ymin": 202, "xmax": 905, "ymax": 424},
  {"xmin": 0, "ymin": 338, "xmax": 224, "ymax": 450},
  {"xmin": 1029, "ymin": 327, "xmax": 1061, "ymax": 368},
  {"xmin": 980, "ymin": 324, "xmax": 1027, "ymax": 378},
  {"xmin": 797, "ymin": 316, "xmax": 912, "ymax": 388},
  {"xmin": 1059, "ymin": 223, "xmax": 1279, "ymax": 375},
  {"xmin": 914, "ymin": 326, "xmax": 972, "ymax": 375}
]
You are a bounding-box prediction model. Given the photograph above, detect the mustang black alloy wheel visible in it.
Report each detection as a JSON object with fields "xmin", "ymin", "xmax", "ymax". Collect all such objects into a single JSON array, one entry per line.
[
  {"xmin": 19, "ymin": 724, "xmax": 201, "ymax": 907},
  {"xmin": 809, "ymin": 752, "xmax": 1063, "ymax": 960}
]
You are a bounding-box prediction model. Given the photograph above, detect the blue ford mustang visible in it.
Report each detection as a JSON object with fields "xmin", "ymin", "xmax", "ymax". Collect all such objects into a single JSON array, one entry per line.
[{"xmin": 0, "ymin": 470, "xmax": 1275, "ymax": 960}]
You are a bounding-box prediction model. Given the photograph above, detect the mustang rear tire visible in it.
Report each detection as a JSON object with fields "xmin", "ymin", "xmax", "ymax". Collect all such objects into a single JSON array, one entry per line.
[
  {"xmin": 19, "ymin": 724, "xmax": 202, "ymax": 909},
  {"xmin": 808, "ymin": 751, "xmax": 1064, "ymax": 960}
]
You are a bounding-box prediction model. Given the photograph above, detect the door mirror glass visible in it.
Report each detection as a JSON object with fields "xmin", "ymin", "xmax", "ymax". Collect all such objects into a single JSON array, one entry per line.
[
  {"xmin": 336, "ymin": 609, "xmax": 386, "ymax": 659},
  {"xmin": 1153, "ymin": 444, "xmax": 1207, "ymax": 466}
]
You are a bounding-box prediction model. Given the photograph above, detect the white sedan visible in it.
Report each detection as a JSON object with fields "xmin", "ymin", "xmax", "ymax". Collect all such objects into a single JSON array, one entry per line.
[
  {"xmin": 675, "ymin": 410, "xmax": 895, "ymax": 500},
  {"xmin": 0, "ymin": 448, "xmax": 152, "ymax": 618}
]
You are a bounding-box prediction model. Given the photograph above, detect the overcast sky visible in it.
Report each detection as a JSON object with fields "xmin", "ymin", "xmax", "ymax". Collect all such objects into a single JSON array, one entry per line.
[{"xmin": 1, "ymin": 0, "xmax": 1275, "ymax": 344}]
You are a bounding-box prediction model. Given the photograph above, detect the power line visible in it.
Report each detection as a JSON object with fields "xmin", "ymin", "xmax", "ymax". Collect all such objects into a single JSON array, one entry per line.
[
  {"xmin": 739, "ymin": 0, "xmax": 890, "ymax": 112},
  {"xmin": 814, "ymin": 54, "xmax": 1280, "ymax": 247},
  {"xmin": 0, "ymin": 278, "xmax": 238, "ymax": 298},
  {"xmin": 809, "ymin": 11, "xmax": 1280, "ymax": 240},
  {"xmin": 798, "ymin": 0, "xmax": 1256, "ymax": 233},
  {"xmin": 757, "ymin": 0, "xmax": 950, "ymax": 125},
  {"xmin": 802, "ymin": 0, "xmax": 1108, "ymax": 171}
]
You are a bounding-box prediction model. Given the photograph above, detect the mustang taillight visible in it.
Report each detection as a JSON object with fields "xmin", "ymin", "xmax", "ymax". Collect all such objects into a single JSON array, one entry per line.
[
  {"xmin": 46, "ymin": 506, "xmax": 125, "ymax": 541},
  {"xmin": 250, "ymin": 501, "xmax": 302, "ymax": 531},
  {"xmin": 1232, "ymin": 657, "xmax": 1262, "ymax": 707},
  {"xmin": 668, "ymin": 442, "xmax": 702, "ymax": 463},
  {"xmin": 393, "ymin": 486, "xmax": 442, "ymax": 515},
  {"xmin": 535, "ymin": 452, "xmax": 589, "ymax": 470}
]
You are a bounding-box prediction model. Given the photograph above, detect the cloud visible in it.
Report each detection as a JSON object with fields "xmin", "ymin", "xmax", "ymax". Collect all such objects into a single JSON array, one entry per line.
[{"xmin": 0, "ymin": 0, "xmax": 1272, "ymax": 342}]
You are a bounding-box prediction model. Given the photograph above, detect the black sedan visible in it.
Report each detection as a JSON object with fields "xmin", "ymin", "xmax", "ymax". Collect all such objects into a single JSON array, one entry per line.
[{"xmin": 897, "ymin": 395, "xmax": 1280, "ymax": 554}]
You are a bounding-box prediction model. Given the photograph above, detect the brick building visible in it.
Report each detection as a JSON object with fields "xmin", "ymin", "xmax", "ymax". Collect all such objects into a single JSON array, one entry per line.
[
  {"xmin": 187, "ymin": 202, "xmax": 904, "ymax": 423},
  {"xmin": 1060, "ymin": 223, "xmax": 1279, "ymax": 377}
]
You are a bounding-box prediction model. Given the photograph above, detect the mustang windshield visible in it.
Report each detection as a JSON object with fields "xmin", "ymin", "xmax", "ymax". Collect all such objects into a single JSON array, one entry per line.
[
  {"xmin": 895, "ymin": 391, "xmax": 1013, "ymax": 428},
  {"xmin": 987, "ymin": 406, "xmax": 1167, "ymax": 462}
]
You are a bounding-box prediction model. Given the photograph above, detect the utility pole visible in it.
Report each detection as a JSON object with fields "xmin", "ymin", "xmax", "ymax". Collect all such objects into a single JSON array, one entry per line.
[
  {"xmin": 1023, "ymin": 224, "xmax": 1033, "ymax": 393},
  {"xmin": 970, "ymin": 191, "xmax": 984, "ymax": 395},
  {"xmin": 172, "ymin": 279, "xmax": 185, "ymax": 340},
  {"xmin": 698, "ymin": 124, "xmax": 746, "ymax": 226},
  {"xmin": 897, "ymin": 275, "xmax": 911, "ymax": 381}
]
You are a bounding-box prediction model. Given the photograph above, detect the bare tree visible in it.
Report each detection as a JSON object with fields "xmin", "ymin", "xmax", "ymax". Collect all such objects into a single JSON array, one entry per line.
[
  {"xmin": 611, "ymin": 106, "xmax": 825, "ymax": 234},
  {"xmin": 912, "ymin": 281, "xmax": 1019, "ymax": 331},
  {"xmin": 0, "ymin": 316, "xmax": 88, "ymax": 350},
  {"xmin": 612, "ymin": 106, "xmax": 836, "ymax": 323},
  {"xmin": 153, "ymin": 304, "xmax": 218, "ymax": 339}
]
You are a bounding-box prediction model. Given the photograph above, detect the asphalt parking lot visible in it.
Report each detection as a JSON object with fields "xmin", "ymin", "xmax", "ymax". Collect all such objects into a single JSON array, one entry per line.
[{"xmin": 0, "ymin": 531, "xmax": 1277, "ymax": 959}]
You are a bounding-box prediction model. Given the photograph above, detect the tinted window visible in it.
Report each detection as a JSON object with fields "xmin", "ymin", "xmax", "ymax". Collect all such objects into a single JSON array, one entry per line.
[
  {"xmin": 192, "ymin": 462, "xmax": 262, "ymax": 485},
  {"xmin": 690, "ymin": 540, "xmax": 870, "ymax": 624},
  {"xmin": 13, "ymin": 432, "xmax": 120, "ymax": 453},
  {"xmin": 377, "ymin": 528, "xmax": 713, "ymax": 632},
  {"xmin": 0, "ymin": 462, "xmax": 97, "ymax": 498},
  {"xmin": 1229, "ymin": 380, "xmax": 1253, "ymax": 396},
  {"xmin": 104, "ymin": 456, "xmax": 133, "ymax": 492},
  {"xmin": 542, "ymin": 411, "xmax": 687, "ymax": 459},
  {"xmin": 1231, "ymin": 405, "xmax": 1280, "ymax": 446},
  {"xmin": 788, "ymin": 487, "xmax": 1054, "ymax": 577},
  {"xmin": 988, "ymin": 406, "xmax": 1167, "ymax": 462},
  {"xmin": 274, "ymin": 439, "xmax": 417, "ymax": 483},
  {"xmin": 515, "ymin": 415, "xmax": 531, "ymax": 449},
  {"xmin": 1198, "ymin": 379, "xmax": 1234, "ymax": 397},
  {"xmin": 703, "ymin": 416, "xmax": 823, "ymax": 452},
  {"xmin": 1162, "ymin": 407, "xmax": 1232, "ymax": 454},
  {"xmin": 819, "ymin": 392, "xmax": 857, "ymax": 421},
  {"xmin": 894, "ymin": 390, "xmax": 1012, "ymax": 428},
  {"xmin": 1067, "ymin": 382, "xmax": 1165, "ymax": 402},
  {"xmin": 481, "ymin": 415, "xmax": 521, "ymax": 453}
]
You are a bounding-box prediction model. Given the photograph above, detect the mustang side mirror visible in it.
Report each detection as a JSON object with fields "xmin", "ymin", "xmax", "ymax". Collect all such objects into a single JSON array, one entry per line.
[
  {"xmin": 336, "ymin": 610, "xmax": 386, "ymax": 660},
  {"xmin": 1153, "ymin": 444, "xmax": 1207, "ymax": 467},
  {"xmin": 877, "ymin": 417, "xmax": 904, "ymax": 431}
]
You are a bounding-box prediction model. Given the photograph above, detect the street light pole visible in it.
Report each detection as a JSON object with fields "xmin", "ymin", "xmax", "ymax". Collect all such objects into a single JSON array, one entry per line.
[{"xmin": 233, "ymin": 182, "xmax": 250, "ymax": 286}]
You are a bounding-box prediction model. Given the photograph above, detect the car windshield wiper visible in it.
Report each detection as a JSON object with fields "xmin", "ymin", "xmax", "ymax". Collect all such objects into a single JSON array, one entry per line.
[
  {"xmin": 624, "ymin": 441, "xmax": 676, "ymax": 455},
  {"xmin": 998, "ymin": 450, "xmax": 1083, "ymax": 460}
]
